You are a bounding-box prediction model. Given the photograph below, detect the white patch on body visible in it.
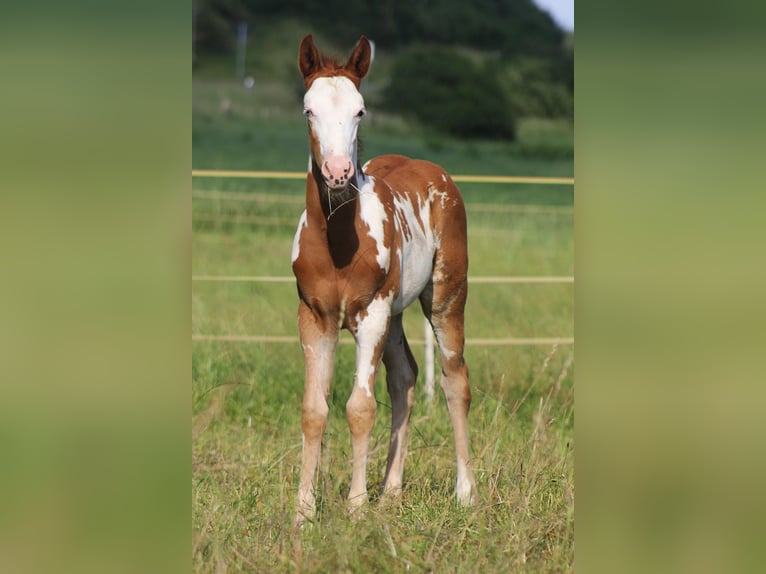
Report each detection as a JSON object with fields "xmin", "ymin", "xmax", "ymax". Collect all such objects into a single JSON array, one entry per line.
[
  {"xmin": 354, "ymin": 292, "xmax": 393, "ymax": 397},
  {"xmin": 456, "ymin": 459, "xmax": 474, "ymax": 504},
  {"xmin": 301, "ymin": 343, "xmax": 315, "ymax": 355},
  {"xmin": 428, "ymin": 184, "xmax": 449, "ymax": 209},
  {"xmin": 391, "ymin": 193, "xmax": 436, "ymax": 314},
  {"xmin": 356, "ymin": 369, "xmax": 373, "ymax": 397},
  {"xmin": 291, "ymin": 210, "xmax": 308, "ymax": 263},
  {"xmin": 358, "ymin": 176, "xmax": 391, "ymax": 272},
  {"xmin": 440, "ymin": 346, "xmax": 457, "ymax": 362}
]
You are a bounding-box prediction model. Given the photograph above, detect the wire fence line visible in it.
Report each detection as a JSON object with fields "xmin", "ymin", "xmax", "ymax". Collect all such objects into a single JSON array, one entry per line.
[
  {"xmin": 192, "ymin": 334, "xmax": 574, "ymax": 347},
  {"xmin": 191, "ymin": 169, "xmax": 575, "ymax": 186},
  {"xmin": 192, "ymin": 275, "xmax": 574, "ymax": 284},
  {"xmin": 192, "ymin": 169, "xmax": 575, "ymax": 356},
  {"xmin": 193, "ymin": 213, "xmax": 297, "ymax": 226},
  {"xmin": 192, "ymin": 189, "xmax": 573, "ymax": 216},
  {"xmin": 193, "ymin": 190, "xmax": 305, "ymax": 204}
]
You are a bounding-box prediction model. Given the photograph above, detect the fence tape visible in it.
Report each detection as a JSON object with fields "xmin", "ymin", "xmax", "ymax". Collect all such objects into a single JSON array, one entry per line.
[
  {"xmin": 192, "ymin": 334, "xmax": 573, "ymax": 346},
  {"xmin": 192, "ymin": 275, "xmax": 573, "ymax": 284},
  {"xmin": 192, "ymin": 169, "xmax": 574, "ymax": 186}
]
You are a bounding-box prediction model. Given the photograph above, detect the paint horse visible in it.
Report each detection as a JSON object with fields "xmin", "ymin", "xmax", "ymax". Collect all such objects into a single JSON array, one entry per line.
[{"xmin": 292, "ymin": 35, "xmax": 476, "ymax": 527}]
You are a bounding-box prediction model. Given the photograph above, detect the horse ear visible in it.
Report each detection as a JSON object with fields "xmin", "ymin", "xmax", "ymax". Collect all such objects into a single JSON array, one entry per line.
[
  {"xmin": 345, "ymin": 36, "xmax": 371, "ymax": 81},
  {"xmin": 298, "ymin": 35, "xmax": 321, "ymax": 80}
]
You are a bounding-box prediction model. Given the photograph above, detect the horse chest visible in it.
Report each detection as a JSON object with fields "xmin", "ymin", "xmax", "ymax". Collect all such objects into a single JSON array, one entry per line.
[{"xmin": 292, "ymin": 218, "xmax": 395, "ymax": 331}]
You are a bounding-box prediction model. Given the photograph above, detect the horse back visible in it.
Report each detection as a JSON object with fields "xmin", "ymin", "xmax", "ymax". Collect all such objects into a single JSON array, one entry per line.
[{"xmin": 364, "ymin": 154, "xmax": 467, "ymax": 240}]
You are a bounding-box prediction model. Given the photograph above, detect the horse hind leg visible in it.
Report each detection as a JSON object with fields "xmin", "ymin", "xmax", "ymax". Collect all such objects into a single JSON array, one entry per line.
[
  {"xmin": 381, "ymin": 314, "xmax": 418, "ymax": 497},
  {"xmin": 420, "ymin": 277, "xmax": 477, "ymax": 506}
]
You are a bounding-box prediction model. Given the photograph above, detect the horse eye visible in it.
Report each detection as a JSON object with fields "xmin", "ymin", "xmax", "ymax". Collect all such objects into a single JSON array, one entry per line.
[
  {"xmin": 304, "ymin": 109, "xmax": 313, "ymax": 118},
  {"xmin": 356, "ymin": 109, "xmax": 366, "ymax": 118}
]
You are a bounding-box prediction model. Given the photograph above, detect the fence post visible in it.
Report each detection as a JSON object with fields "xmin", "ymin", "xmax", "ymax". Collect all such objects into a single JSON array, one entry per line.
[
  {"xmin": 424, "ymin": 318, "xmax": 434, "ymax": 402},
  {"xmin": 236, "ymin": 22, "xmax": 248, "ymax": 80}
]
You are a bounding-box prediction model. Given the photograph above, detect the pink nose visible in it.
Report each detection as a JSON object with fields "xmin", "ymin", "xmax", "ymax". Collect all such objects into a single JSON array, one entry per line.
[{"xmin": 321, "ymin": 155, "xmax": 354, "ymax": 188}]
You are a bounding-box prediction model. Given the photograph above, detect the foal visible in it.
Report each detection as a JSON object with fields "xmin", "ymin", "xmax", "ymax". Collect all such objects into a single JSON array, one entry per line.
[{"xmin": 291, "ymin": 35, "xmax": 476, "ymax": 527}]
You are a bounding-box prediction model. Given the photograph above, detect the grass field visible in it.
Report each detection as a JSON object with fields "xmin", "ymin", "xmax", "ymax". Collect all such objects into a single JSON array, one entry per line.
[{"xmin": 192, "ymin": 39, "xmax": 574, "ymax": 572}]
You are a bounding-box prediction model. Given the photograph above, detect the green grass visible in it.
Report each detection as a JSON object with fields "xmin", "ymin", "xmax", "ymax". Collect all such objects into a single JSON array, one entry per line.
[
  {"xmin": 192, "ymin": 82, "xmax": 573, "ymax": 177},
  {"xmin": 191, "ymin": 198, "xmax": 574, "ymax": 572},
  {"xmin": 193, "ymin": 37, "xmax": 573, "ymax": 572},
  {"xmin": 193, "ymin": 341, "xmax": 573, "ymax": 572}
]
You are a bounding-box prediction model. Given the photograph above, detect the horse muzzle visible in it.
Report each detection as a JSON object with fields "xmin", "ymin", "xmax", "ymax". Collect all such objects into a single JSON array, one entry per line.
[{"xmin": 321, "ymin": 156, "xmax": 355, "ymax": 190}]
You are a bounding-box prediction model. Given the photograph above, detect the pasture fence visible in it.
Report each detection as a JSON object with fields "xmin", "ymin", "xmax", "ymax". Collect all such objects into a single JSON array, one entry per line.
[
  {"xmin": 192, "ymin": 275, "xmax": 573, "ymax": 284},
  {"xmin": 191, "ymin": 169, "xmax": 575, "ymax": 186},
  {"xmin": 192, "ymin": 169, "xmax": 574, "ymax": 398}
]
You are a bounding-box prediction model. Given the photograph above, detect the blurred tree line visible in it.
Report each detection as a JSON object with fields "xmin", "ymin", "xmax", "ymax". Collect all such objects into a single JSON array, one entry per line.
[{"xmin": 193, "ymin": 0, "xmax": 573, "ymax": 140}]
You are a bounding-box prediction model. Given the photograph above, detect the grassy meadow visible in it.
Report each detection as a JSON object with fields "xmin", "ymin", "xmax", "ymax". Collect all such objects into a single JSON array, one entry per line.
[{"xmin": 193, "ymin": 27, "xmax": 574, "ymax": 572}]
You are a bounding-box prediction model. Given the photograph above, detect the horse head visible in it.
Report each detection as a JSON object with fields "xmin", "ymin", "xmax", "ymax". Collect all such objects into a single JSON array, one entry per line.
[{"xmin": 298, "ymin": 35, "xmax": 371, "ymax": 193}]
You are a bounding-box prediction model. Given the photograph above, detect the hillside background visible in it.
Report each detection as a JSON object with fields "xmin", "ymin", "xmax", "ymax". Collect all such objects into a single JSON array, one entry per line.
[{"xmin": 192, "ymin": 0, "xmax": 573, "ymax": 164}]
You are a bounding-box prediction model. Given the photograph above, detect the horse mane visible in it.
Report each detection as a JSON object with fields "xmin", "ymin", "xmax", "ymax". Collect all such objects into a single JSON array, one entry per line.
[
  {"xmin": 302, "ymin": 54, "xmax": 363, "ymax": 88},
  {"xmin": 357, "ymin": 135, "xmax": 364, "ymax": 160}
]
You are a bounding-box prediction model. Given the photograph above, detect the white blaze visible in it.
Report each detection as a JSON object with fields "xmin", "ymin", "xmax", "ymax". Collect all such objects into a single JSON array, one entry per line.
[{"xmin": 303, "ymin": 76, "xmax": 365, "ymax": 165}]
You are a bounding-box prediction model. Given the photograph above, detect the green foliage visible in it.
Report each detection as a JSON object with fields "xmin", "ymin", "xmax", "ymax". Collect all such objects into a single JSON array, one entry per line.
[
  {"xmin": 383, "ymin": 45, "xmax": 516, "ymax": 140},
  {"xmin": 194, "ymin": 0, "xmax": 569, "ymax": 60},
  {"xmin": 497, "ymin": 0, "xmax": 566, "ymax": 59},
  {"xmin": 192, "ymin": 1, "xmax": 574, "ymax": 122},
  {"xmin": 498, "ymin": 58, "xmax": 574, "ymax": 120},
  {"xmin": 193, "ymin": 0, "xmax": 251, "ymax": 55}
]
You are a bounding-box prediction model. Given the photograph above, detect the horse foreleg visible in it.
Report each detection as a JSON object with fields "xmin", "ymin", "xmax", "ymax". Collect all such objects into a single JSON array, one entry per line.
[
  {"xmin": 346, "ymin": 299, "xmax": 391, "ymax": 510},
  {"xmin": 295, "ymin": 302, "xmax": 337, "ymax": 529}
]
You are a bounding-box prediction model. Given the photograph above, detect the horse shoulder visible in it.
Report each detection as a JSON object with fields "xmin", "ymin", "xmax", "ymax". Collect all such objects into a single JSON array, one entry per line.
[
  {"xmin": 292, "ymin": 215, "xmax": 338, "ymax": 313},
  {"xmin": 356, "ymin": 176, "xmax": 395, "ymax": 275}
]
